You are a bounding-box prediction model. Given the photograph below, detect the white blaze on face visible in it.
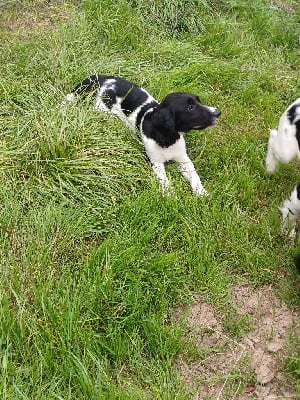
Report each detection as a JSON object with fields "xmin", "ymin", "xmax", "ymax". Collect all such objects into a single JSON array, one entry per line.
[{"xmin": 206, "ymin": 105, "xmax": 218, "ymax": 114}]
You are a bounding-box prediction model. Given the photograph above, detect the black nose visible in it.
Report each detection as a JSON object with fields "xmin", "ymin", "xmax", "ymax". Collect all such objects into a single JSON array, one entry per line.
[{"xmin": 214, "ymin": 109, "xmax": 221, "ymax": 118}]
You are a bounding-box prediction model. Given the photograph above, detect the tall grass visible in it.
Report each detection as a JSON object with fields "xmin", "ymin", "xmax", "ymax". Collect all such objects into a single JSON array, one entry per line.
[{"xmin": 0, "ymin": 0, "xmax": 299, "ymax": 397}]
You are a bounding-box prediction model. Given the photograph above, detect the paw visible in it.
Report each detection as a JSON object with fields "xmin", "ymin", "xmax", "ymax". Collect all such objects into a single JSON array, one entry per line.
[
  {"xmin": 289, "ymin": 228, "xmax": 297, "ymax": 238},
  {"xmin": 279, "ymin": 228, "xmax": 297, "ymax": 239},
  {"xmin": 160, "ymin": 180, "xmax": 172, "ymax": 196},
  {"xmin": 163, "ymin": 187, "xmax": 175, "ymax": 197},
  {"xmin": 194, "ymin": 186, "xmax": 209, "ymax": 196}
]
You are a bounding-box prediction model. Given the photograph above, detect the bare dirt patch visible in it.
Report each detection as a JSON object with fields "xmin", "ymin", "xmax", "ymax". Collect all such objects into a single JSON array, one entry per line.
[
  {"xmin": 176, "ymin": 285, "xmax": 299, "ymax": 399},
  {"xmin": 1, "ymin": 1, "xmax": 72, "ymax": 41},
  {"xmin": 271, "ymin": 1, "xmax": 297, "ymax": 14}
]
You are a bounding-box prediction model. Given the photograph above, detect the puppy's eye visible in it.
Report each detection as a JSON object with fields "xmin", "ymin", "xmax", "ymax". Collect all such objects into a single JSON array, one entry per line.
[{"xmin": 187, "ymin": 104, "xmax": 195, "ymax": 111}]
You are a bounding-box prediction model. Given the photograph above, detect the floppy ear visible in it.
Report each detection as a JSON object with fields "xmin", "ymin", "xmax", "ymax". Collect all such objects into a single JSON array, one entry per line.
[
  {"xmin": 150, "ymin": 106, "xmax": 179, "ymax": 147},
  {"xmin": 153, "ymin": 107, "xmax": 175, "ymax": 132}
]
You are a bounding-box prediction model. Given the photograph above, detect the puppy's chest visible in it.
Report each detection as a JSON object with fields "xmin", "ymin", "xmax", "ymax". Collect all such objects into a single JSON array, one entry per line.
[{"xmin": 142, "ymin": 134, "xmax": 187, "ymax": 163}]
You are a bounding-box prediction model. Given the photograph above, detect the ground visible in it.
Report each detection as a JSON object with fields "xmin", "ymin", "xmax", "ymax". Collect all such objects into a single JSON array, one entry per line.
[{"xmin": 176, "ymin": 285, "xmax": 299, "ymax": 399}]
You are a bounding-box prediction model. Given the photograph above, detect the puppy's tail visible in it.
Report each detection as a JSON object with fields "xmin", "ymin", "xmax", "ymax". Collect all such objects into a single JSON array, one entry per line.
[
  {"xmin": 61, "ymin": 75, "xmax": 101, "ymax": 108},
  {"xmin": 293, "ymin": 254, "xmax": 300, "ymax": 274},
  {"xmin": 61, "ymin": 92, "xmax": 76, "ymax": 108}
]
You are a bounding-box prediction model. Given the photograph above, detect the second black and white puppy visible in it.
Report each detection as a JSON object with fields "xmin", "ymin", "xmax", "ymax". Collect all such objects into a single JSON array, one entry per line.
[
  {"xmin": 266, "ymin": 98, "xmax": 300, "ymax": 236},
  {"xmin": 64, "ymin": 75, "xmax": 221, "ymax": 195}
]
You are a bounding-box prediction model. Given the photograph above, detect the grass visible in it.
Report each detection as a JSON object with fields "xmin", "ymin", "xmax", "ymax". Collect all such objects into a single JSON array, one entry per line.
[{"xmin": 0, "ymin": 0, "xmax": 300, "ymax": 397}]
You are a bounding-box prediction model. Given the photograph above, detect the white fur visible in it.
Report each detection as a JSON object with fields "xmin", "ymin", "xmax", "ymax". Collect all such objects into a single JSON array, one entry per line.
[
  {"xmin": 95, "ymin": 79, "xmax": 116, "ymax": 111},
  {"xmin": 64, "ymin": 77, "xmax": 220, "ymax": 195},
  {"xmin": 142, "ymin": 134, "xmax": 207, "ymax": 195},
  {"xmin": 266, "ymin": 98, "xmax": 300, "ymax": 236},
  {"xmin": 279, "ymin": 186, "xmax": 300, "ymax": 237},
  {"xmin": 266, "ymin": 98, "xmax": 300, "ymax": 173},
  {"xmin": 96, "ymin": 85, "xmax": 156, "ymax": 131}
]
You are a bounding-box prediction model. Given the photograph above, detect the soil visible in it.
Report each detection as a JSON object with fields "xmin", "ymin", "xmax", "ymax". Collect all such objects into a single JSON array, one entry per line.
[
  {"xmin": 176, "ymin": 285, "xmax": 299, "ymax": 399},
  {"xmin": 1, "ymin": 1, "xmax": 70, "ymax": 38}
]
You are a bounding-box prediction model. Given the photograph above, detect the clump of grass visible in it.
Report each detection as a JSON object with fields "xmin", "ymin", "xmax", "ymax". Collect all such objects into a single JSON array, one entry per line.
[
  {"xmin": 1, "ymin": 84, "xmax": 151, "ymax": 232},
  {"xmin": 128, "ymin": 0, "xmax": 213, "ymax": 37}
]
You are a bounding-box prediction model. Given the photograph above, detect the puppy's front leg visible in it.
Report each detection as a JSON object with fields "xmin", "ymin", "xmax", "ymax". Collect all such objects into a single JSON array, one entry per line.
[
  {"xmin": 178, "ymin": 158, "xmax": 208, "ymax": 196},
  {"xmin": 151, "ymin": 162, "xmax": 170, "ymax": 193},
  {"xmin": 266, "ymin": 129, "xmax": 280, "ymax": 174}
]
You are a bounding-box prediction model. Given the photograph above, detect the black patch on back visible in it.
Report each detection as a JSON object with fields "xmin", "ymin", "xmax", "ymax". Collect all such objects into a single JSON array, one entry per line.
[
  {"xmin": 120, "ymin": 84, "xmax": 149, "ymax": 115},
  {"xmin": 71, "ymin": 75, "xmax": 155, "ymax": 118}
]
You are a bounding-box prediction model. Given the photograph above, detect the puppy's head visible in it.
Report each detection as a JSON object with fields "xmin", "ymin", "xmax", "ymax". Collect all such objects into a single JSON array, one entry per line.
[{"xmin": 159, "ymin": 92, "xmax": 221, "ymax": 133}]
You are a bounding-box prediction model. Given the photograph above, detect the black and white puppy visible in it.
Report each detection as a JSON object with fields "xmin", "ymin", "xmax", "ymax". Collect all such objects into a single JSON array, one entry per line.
[
  {"xmin": 64, "ymin": 75, "xmax": 221, "ymax": 195},
  {"xmin": 265, "ymin": 98, "xmax": 300, "ymax": 236}
]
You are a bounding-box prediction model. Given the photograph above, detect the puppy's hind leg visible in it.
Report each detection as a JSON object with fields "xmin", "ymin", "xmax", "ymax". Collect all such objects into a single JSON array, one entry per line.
[{"xmin": 279, "ymin": 183, "xmax": 300, "ymax": 237}]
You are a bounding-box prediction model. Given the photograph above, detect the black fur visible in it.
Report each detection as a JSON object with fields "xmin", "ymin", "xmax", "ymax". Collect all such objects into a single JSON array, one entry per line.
[
  {"xmin": 72, "ymin": 74, "xmax": 158, "ymax": 120},
  {"xmin": 293, "ymin": 254, "xmax": 300, "ymax": 274},
  {"xmin": 287, "ymin": 104, "xmax": 300, "ymax": 150},
  {"xmin": 70, "ymin": 74, "xmax": 221, "ymax": 148},
  {"xmin": 296, "ymin": 183, "xmax": 300, "ymax": 200},
  {"xmin": 66, "ymin": 74, "xmax": 221, "ymax": 195}
]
